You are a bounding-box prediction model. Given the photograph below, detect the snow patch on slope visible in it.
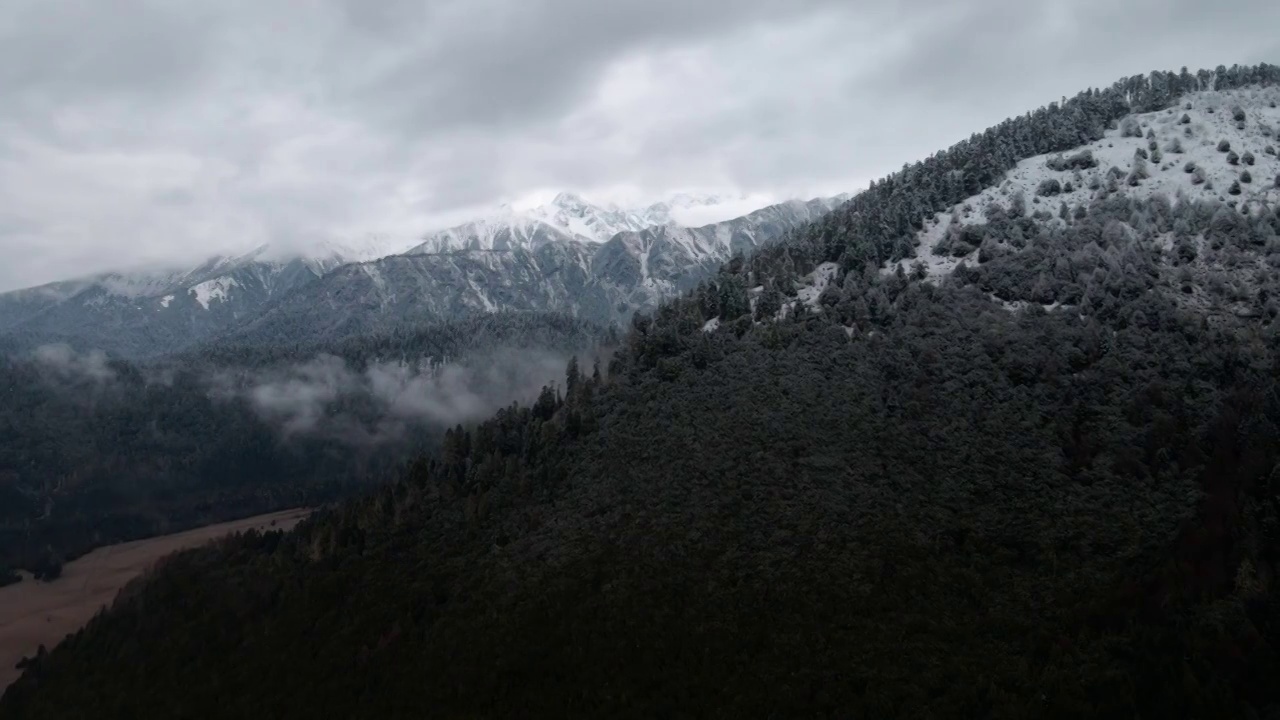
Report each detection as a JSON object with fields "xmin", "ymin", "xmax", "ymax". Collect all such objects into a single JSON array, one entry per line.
[
  {"xmin": 190, "ymin": 277, "xmax": 238, "ymax": 310},
  {"xmin": 360, "ymin": 263, "xmax": 388, "ymax": 294},
  {"xmin": 885, "ymin": 86, "xmax": 1280, "ymax": 280},
  {"xmin": 796, "ymin": 262, "xmax": 840, "ymax": 307},
  {"xmin": 776, "ymin": 261, "xmax": 842, "ymax": 320}
]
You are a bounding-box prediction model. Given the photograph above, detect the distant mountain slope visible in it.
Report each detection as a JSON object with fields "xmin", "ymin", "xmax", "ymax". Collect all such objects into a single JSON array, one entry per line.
[
  {"xmin": 216, "ymin": 196, "xmax": 846, "ymax": 348},
  {"xmin": 593, "ymin": 196, "xmax": 849, "ymax": 296},
  {"xmin": 0, "ymin": 255, "xmax": 248, "ymax": 332},
  {"xmin": 0, "ymin": 195, "xmax": 840, "ymax": 357},
  {"xmin": 0, "ymin": 247, "xmax": 347, "ymax": 357},
  {"xmin": 222, "ymin": 244, "xmax": 611, "ymax": 346}
]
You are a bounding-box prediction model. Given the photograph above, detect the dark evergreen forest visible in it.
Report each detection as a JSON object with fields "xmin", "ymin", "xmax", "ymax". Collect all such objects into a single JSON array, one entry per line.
[
  {"xmin": 0, "ymin": 312, "xmax": 608, "ymax": 578},
  {"xmin": 3, "ymin": 65, "xmax": 1280, "ymax": 718}
]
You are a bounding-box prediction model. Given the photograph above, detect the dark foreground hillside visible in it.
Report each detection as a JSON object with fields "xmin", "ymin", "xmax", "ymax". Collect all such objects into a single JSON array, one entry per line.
[{"xmin": 4, "ymin": 272, "xmax": 1277, "ymax": 718}]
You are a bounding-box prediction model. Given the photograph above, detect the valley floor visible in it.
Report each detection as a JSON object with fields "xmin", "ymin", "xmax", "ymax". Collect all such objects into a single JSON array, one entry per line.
[{"xmin": 0, "ymin": 509, "xmax": 310, "ymax": 692}]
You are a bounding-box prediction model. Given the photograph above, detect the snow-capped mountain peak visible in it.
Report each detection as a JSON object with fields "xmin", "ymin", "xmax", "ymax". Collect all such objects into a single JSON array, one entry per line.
[
  {"xmin": 551, "ymin": 191, "xmax": 590, "ymax": 209},
  {"xmin": 408, "ymin": 191, "xmax": 779, "ymax": 255}
]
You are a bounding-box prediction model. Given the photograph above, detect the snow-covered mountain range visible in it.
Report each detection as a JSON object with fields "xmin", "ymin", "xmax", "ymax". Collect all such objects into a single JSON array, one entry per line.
[
  {"xmin": 407, "ymin": 192, "xmax": 758, "ymax": 254},
  {"xmin": 219, "ymin": 195, "xmax": 850, "ymax": 348},
  {"xmin": 0, "ymin": 246, "xmax": 348, "ymax": 356},
  {"xmin": 0, "ymin": 193, "xmax": 848, "ymax": 356}
]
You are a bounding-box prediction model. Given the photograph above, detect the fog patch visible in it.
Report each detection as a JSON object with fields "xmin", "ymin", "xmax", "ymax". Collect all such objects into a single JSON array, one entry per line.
[
  {"xmin": 31, "ymin": 344, "xmax": 115, "ymax": 382},
  {"xmin": 366, "ymin": 348, "xmax": 568, "ymax": 424},
  {"xmin": 249, "ymin": 355, "xmax": 352, "ymax": 434},
  {"xmin": 226, "ymin": 349, "xmax": 577, "ymax": 444}
]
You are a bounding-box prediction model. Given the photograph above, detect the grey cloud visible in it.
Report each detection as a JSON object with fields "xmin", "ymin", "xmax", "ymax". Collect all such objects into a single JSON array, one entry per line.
[
  {"xmin": 332, "ymin": 0, "xmax": 847, "ymax": 135},
  {"xmin": 860, "ymin": 0, "xmax": 1280, "ymax": 133},
  {"xmin": 249, "ymin": 355, "xmax": 352, "ymax": 434},
  {"xmin": 237, "ymin": 349, "xmax": 573, "ymax": 443},
  {"xmin": 31, "ymin": 343, "xmax": 115, "ymax": 382},
  {"xmin": 0, "ymin": 0, "xmax": 221, "ymax": 109},
  {"xmin": 1, "ymin": 0, "xmax": 1279, "ymax": 291},
  {"xmin": 365, "ymin": 349, "xmax": 568, "ymax": 425}
]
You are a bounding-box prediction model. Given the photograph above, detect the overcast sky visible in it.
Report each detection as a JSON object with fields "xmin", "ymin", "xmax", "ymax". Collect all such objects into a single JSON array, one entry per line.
[{"xmin": 1, "ymin": 0, "xmax": 1278, "ymax": 291}]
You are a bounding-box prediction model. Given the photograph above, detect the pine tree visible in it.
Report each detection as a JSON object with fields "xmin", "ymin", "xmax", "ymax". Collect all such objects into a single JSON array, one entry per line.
[
  {"xmin": 755, "ymin": 287, "xmax": 784, "ymax": 322},
  {"xmin": 1129, "ymin": 155, "xmax": 1149, "ymax": 185},
  {"xmin": 717, "ymin": 276, "xmax": 750, "ymax": 320},
  {"xmin": 565, "ymin": 356, "xmax": 581, "ymax": 396},
  {"xmin": 1010, "ymin": 191, "xmax": 1027, "ymax": 218}
]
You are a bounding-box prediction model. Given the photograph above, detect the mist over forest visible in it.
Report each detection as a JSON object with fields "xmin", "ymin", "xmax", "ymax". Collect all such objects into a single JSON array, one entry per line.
[{"xmin": 0, "ymin": 313, "xmax": 610, "ymax": 579}]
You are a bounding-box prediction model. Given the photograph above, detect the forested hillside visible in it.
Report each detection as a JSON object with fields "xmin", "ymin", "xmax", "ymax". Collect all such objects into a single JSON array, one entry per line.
[
  {"xmin": 0, "ymin": 313, "xmax": 609, "ymax": 577},
  {"xmin": 750, "ymin": 63, "xmax": 1280, "ymax": 282},
  {"xmin": 4, "ymin": 65, "xmax": 1280, "ymax": 718}
]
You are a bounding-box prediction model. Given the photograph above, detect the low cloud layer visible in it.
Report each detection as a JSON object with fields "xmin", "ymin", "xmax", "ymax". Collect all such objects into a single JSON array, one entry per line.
[
  {"xmin": 31, "ymin": 343, "xmax": 115, "ymax": 382},
  {"xmin": 2, "ymin": 0, "xmax": 1279, "ymax": 290},
  {"xmin": 21, "ymin": 341, "xmax": 588, "ymax": 445},
  {"xmin": 247, "ymin": 356, "xmax": 351, "ymax": 435},
  {"xmin": 235, "ymin": 349, "xmax": 573, "ymax": 443}
]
